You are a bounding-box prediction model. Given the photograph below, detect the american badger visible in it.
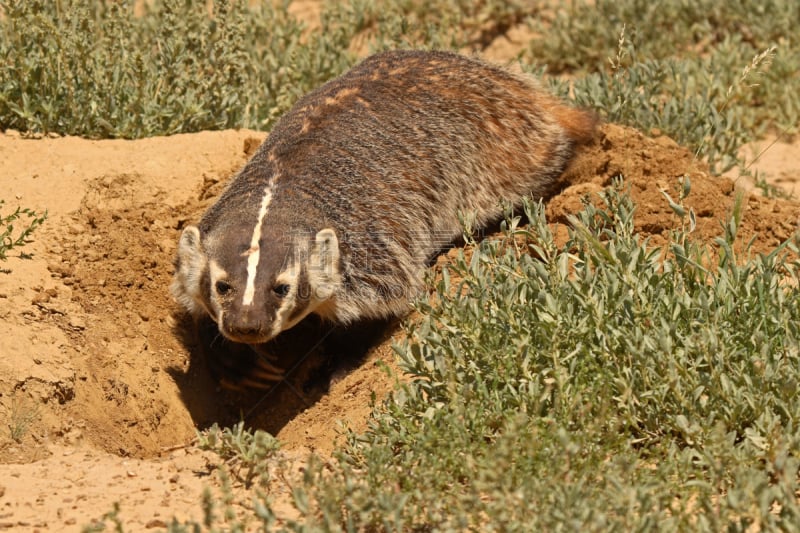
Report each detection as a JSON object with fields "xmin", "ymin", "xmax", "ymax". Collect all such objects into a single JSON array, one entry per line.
[{"xmin": 173, "ymin": 50, "xmax": 595, "ymax": 354}]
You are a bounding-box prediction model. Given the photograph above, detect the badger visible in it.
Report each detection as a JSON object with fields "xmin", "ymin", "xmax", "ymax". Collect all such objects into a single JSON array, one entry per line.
[{"xmin": 172, "ymin": 50, "xmax": 596, "ymax": 382}]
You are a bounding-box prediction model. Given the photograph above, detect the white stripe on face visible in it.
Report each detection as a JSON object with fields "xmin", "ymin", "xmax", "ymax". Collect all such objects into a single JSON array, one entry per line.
[
  {"xmin": 269, "ymin": 260, "xmax": 303, "ymax": 338},
  {"xmin": 242, "ymin": 185, "xmax": 273, "ymax": 306},
  {"xmin": 207, "ymin": 259, "xmax": 229, "ymax": 321}
]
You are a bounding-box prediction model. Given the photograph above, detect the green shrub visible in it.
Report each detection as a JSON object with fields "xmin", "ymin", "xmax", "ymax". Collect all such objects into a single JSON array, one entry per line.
[
  {"xmin": 526, "ymin": 0, "xmax": 797, "ymax": 73},
  {"xmin": 196, "ymin": 421, "xmax": 281, "ymax": 488},
  {"xmin": 6, "ymin": 392, "xmax": 41, "ymax": 442},
  {"xmin": 285, "ymin": 180, "xmax": 800, "ymax": 530},
  {"xmin": 0, "ymin": 0, "xmax": 355, "ymax": 138},
  {"xmin": 3, "ymin": 0, "xmax": 795, "ymax": 143},
  {"xmin": 0, "ymin": 199, "xmax": 47, "ymax": 262},
  {"xmin": 526, "ymin": 0, "xmax": 799, "ymax": 136},
  {"xmin": 540, "ymin": 26, "xmax": 780, "ymax": 174},
  {"xmin": 322, "ymin": 0, "xmax": 539, "ymax": 53},
  {"xmin": 0, "ymin": 0, "xmax": 542, "ymax": 140}
]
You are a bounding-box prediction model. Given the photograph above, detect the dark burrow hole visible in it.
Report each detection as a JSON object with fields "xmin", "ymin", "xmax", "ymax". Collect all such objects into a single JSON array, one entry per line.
[{"xmin": 168, "ymin": 311, "xmax": 396, "ymax": 435}]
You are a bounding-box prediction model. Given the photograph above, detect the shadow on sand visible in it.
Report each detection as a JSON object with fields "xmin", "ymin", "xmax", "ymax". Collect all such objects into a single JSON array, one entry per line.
[{"xmin": 166, "ymin": 311, "xmax": 396, "ymax": 435}]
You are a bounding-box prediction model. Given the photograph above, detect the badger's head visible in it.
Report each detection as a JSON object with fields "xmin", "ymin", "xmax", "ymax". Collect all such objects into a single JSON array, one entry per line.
[{"xmin": 171, "ymin": 222, "xmax": 342, "ymax": 344}]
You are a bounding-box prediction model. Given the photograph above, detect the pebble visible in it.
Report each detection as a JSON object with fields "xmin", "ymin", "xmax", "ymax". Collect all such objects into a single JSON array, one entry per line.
[{"xmin": 68, "ymin": 316, "xmax": 87, "ymax": 330}]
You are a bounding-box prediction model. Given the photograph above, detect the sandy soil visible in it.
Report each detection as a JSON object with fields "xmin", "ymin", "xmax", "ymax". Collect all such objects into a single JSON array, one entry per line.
[{"xmin": 1, "ymin": 25, "xmax": 799, "ymax": 533}]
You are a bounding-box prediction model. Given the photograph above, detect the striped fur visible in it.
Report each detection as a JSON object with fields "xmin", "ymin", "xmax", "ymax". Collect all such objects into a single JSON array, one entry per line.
[{"xmin": 172, "ymin": 50, "xmax": 596, "ymax": 345}]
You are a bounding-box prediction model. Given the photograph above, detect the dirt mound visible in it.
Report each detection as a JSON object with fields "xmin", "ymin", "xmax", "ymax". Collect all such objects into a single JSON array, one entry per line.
[
  {"xmin": 0, "ymin": 122, "xmax": 798, "ymax": 529},
  {"xmin": 550, "ymin": 126, "xmax": 799, "ymax": 252}
]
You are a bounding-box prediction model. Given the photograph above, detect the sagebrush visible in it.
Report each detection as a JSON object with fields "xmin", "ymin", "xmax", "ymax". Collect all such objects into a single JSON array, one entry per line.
[
  {"xmin": 285, "ymin": 180, "xmax": 800, "ymax": 531},
  {"xmin": 1, "ymin": 0, "xmax": 795, "ymax": 147}
]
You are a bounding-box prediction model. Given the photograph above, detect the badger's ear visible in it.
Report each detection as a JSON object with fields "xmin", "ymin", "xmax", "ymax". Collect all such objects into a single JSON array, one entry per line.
[
  {"xmin": 176, "ymin": 225, "xmax": 205, "ymax": 270},
  {"xmin": 309, "ymin": 228, "xmax": 341, "ymax": 298},
  {"xmin": 312, "ymin": 228, "xmax": 339, "ymax": 273},
  {"xmin": 172, "ymin": 225, "xmax": 208, "ymax": 312}
]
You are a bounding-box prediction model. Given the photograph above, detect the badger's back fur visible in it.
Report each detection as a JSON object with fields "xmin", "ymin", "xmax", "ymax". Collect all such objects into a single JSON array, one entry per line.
[{"xmin": 173, "ymin": 50, "xmax": 596, "ymax": 347}]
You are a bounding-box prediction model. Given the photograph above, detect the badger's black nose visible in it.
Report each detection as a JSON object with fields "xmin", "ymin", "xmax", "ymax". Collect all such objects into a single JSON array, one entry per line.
[
  {"xmin": 222, "ymin": 313, "xmax": 270, "ymax": 343},
  {"xmin": 228, "ymin": 322, "xmax": 262, "ymax": 337}
]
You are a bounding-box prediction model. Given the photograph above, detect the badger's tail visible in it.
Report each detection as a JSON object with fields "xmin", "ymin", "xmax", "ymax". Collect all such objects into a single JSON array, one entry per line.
[{"xmin": 551, "ymin": 102, "xmax": 599, "ymax": 146}]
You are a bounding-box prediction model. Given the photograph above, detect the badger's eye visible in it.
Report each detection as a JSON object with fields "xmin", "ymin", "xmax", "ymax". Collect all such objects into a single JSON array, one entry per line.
[
  {"xmin": 273, "ymin": 284, "xmax": 291, "ymax": 298},
  {"xmin": 215, "ymin": 280, "xmax": 233, "ymax": 296}
]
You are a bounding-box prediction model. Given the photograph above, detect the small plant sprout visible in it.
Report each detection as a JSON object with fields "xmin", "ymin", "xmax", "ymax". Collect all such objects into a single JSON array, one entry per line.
[{"xmin": 0, "ymin": 199, "xmax": 47, "ymax": 262}]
